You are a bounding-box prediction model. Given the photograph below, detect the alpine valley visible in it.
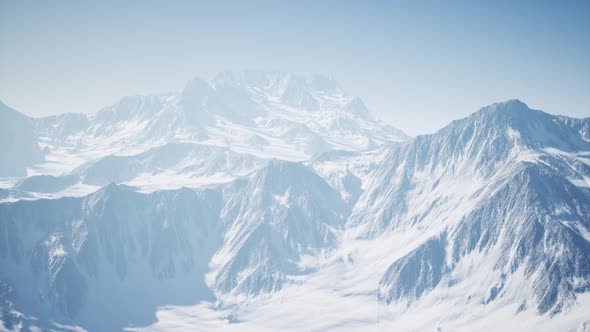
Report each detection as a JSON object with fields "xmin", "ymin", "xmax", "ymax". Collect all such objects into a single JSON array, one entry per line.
[{"xmin": 1, "ymin": 71, "xmax": 589, "ymax": 332}]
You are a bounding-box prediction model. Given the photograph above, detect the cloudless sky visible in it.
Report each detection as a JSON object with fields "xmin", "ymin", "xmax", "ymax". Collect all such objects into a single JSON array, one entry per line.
[{"xmin": 1, "ymin": 0, "xmax": 589, "ymax": 135}]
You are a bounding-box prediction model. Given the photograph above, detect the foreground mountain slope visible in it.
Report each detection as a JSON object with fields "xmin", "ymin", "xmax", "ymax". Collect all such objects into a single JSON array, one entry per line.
[
  {"xmin": 0, "ymin": 184, "xmax": 223, "ymax": 330},
  {"xmin": 0, "ymin": 160, "xmax": 348, "ymax": 331},
  {"xmin": 211, "ymin": 160, "xmax": 348, "ymax": 296},
  {"xmin": 345, "ymin": 100, "xmax": 590, "ymax": 315}
]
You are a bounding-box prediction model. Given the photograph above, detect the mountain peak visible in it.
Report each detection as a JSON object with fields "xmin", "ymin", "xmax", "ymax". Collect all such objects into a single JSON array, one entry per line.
[
  {"xmin": 210, "ymin": 70, "xmax": 342, "ymax": 92},
  {"xmin": 212, "ymin": 69, "xmax": 281, "ymax": 88},
  {"xmin": 489, "ymin": 98, "xmax": 528, "ymax": 110},
  {"xmin": 442, "ymin": 99, "xmax": 542, "ymax": 127},
  {"xmin": 474, "ymin": 99, "xmax": 537, "ymax": 119},
  {"xmin": 182, "ymin": 70, "xmax": 378, "ymax": 122},
  {"xmin": 425, "ymin": 99, "xmax": 590, "ymax": 164}
]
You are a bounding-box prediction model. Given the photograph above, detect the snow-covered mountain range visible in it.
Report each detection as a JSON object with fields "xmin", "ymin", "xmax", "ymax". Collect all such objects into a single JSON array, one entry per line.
[{"xmin": 1, "ymin": 71, "xmax": 589, "ymax": 331}]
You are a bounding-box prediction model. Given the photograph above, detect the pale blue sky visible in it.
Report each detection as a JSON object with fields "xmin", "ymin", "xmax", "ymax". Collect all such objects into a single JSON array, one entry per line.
[{"xmin": 1, "ymin": 0, "xmax": 589, "ymax": 135}]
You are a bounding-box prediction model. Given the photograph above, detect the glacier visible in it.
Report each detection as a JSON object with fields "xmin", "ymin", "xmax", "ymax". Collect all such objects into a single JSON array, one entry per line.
[{"xmin": 0, "ymin": 71, "xmax": 589, "ymax": 331}]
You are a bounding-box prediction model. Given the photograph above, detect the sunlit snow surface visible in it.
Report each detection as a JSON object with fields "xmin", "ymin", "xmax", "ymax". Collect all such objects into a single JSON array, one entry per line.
[
  {"xmin": 1, "ymin": 73, "xmax": 590, "ymax": 332},
  {"xmin": 132, "ymin": 231, "xmax": 590, "ymax": 332}
]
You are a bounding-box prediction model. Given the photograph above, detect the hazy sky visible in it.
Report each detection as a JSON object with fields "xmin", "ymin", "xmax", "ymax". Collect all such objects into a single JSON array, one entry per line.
[{"xmin": 1, "ymin": 0, "xmax": 589, "ymax": 135}]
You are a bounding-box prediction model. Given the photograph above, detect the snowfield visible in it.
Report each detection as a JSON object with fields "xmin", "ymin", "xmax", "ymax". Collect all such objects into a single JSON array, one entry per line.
[{"xmin": 1, "ymin": 71, "xmax": 589, "ymax": 332}]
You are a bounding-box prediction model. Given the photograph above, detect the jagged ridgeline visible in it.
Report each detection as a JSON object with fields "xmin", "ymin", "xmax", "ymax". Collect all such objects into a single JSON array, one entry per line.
[{"xmin": 1, "ymin": 72, "xmax": 589, "ymax": 331}]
